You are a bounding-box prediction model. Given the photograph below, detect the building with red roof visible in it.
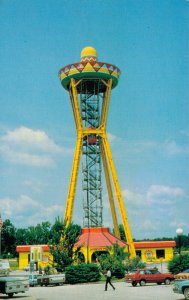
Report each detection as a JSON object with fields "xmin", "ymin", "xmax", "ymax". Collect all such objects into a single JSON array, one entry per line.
[
  {"xmin": 134, "ymin": 240, "xmax": 176, "ymax": 263},
  {"xmin": 75, "ymin": 227, "xmax": 128, "ymax": 263},
  {"xmin": 16, "ymin": 245, "xmax": 52, "ymax": 270},
  {"xmin": 16, "ymin": 230, "xmax": 176, "ymax": 269}
]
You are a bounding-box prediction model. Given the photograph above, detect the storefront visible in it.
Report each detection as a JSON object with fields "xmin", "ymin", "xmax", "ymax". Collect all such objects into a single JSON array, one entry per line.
[
  {"xmin": 133, "ymin": 241, "xmax": 176, "ymax": 263},
  {"xmin": 16, "ymin": 239, "xmax": 176, "ymax": 270},
  {"xmin": 16, "ymin": 245, "xmax": 52, "ymax": 270},
  {"xmin": 16, "ymin": 228, "xmax": 128, "ymax": 268}
]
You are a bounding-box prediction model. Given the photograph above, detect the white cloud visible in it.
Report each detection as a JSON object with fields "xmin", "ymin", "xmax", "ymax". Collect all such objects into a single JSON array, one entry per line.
[
  {"xmin": 0, "ymin": 145, "xmax": 55, "ymax": 167},
  {"xmin": 106, "ymin": 133, "xmax": 189, "ymax": 158},
  {"xmin": 122, "ymin": 188, "xmax": 143, "ymax": 205},
  {"xmin": 139, "ymin": 219, "xmax": 158, "ymax": 231},
  {"xmin": 107, "ymin": 132, "xmax": 119, "ymax": 143},
  {"xmin": 0, "ymin": 126, "xmax": 73, "ymax": 167},
  {"xmin": 121, "ymin": 184, "xmax": 184, "ymax": 213},
  {"xmin": 164, "ymin": 140, "xmax": 189, "ymax": 155},
  {"xmin": 0, "ymin": 195, "xmax": 64, "ymax": 227},
  {"xmin": 147, "ymin": 185, "xmax": 184, "ymax": 199},
  {"xmin": 1, "ymin": 127, "xmax": 61, "ymax": 153},
  {"xmin": 127, "ymin": 141, "xmax": 157, "ymax": 153},
  {"xmin": 118, "ymin": 184, "xmax": 188, "ymax": 238},
  {"xmin": 170, "ymin": 220, "xmax": 189, "ymax": 229},
  {"xmin": 23, "ymin": 180, "xmax": 43, "ymax": 193}
]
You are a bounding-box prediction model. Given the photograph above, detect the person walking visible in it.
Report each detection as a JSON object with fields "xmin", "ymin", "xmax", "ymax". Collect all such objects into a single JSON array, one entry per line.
[{"xmin": 105, "ymin": 269, "xmax": 115, "ymax": 291}]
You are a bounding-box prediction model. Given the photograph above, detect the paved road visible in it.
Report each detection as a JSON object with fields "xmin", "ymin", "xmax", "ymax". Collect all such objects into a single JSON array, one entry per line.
[{"xmin": 0, "ymin": 282, "xmax": 185, "ymax": 300}]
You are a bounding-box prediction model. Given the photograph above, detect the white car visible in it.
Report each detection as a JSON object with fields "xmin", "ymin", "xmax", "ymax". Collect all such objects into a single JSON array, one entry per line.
[{"xmin": 0, "ymin": 259, "xmax": 10, "ymax": 276}]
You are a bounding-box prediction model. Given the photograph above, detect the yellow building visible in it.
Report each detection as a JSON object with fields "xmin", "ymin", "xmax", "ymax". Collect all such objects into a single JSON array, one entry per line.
[
  {"xmin": 16, "ymin": 245, "xmax": 53, "ymax": 270},
  {"xmin": 134, "ymin": 241, "xmax": 176, "ymax": 263},
  {"xmin": 16, "ymin": 238, "xmax": 176, "ymax": 270},
  {"xmin": 16, "ymin": 228, "xmax": 128, "ymax": 268}
]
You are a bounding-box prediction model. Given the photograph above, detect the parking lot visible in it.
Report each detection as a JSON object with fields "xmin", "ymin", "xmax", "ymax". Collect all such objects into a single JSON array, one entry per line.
[{"xmin": 0, "ymin": 282, "xmax": 185, "ymax": 300}]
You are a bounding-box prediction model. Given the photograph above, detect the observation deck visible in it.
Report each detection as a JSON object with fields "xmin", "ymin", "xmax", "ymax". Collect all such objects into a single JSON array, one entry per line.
[{"xmin": 58, "ymin": 46, "xmax": 121, "ymax": 92}]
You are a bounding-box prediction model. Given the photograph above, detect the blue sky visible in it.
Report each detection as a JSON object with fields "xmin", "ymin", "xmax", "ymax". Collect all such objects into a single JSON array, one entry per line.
[{"xmin": 0, "ymin": 0, "xmax": 188, "ymax": 239}]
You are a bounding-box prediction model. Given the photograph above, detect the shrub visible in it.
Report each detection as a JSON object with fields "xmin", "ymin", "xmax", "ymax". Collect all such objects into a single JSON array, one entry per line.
[
  {"xmin": 112, "ymin": 262, "xmax": 126, "ymax": 279},
  {"xmin": 97, "ymin": 243, "xmax": 130, "ymax": 279},
  {"xmin": 124, "ymin": 256, "xmax": 146, "ymax": 272},
  {"xmin": 168, "ymin": 254, "xmax": 189, "ymax": 274},
  {"xmin": 65, "ymin": 263, "xmax": 101, "ymax": 284},
  {"xmin": 44, "ymin": 265, "xmax": 57, "ymax": 275},
  {"xmin": 98, "ymin": 253, "xmax": 126, "ymax": 279}
]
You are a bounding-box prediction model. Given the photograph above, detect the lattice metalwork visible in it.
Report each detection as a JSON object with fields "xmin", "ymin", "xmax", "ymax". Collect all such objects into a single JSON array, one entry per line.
[{"xmin": 79, "ymin": 79, "xmax": 103, "ymax": 227}]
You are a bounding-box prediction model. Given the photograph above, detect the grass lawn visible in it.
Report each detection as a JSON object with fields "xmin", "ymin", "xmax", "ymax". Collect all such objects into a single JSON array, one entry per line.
[{"xmin": 9, "ymin": 259, "xmax": 19, "ymax": 270}]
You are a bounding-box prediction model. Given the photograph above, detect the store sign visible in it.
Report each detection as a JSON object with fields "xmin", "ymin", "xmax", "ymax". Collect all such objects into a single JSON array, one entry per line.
[{"xmin": 144, "ymin": 249, "xmax": 153, "ymax": 258}]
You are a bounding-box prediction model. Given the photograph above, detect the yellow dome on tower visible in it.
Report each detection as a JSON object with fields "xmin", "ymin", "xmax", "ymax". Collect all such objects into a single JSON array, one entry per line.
[{"xmin": 80, "ymin": 46, "xmax": 97, "ymax": 62}]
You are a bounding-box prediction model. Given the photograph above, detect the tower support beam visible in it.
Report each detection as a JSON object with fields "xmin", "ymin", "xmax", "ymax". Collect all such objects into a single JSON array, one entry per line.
[
  {"xmin": 101, "ymin": 144, "xmax": 120, "ymax": 239},
  {"xmin": 101, "ymin": 78, "xmax": 112, "ymax": 127},
  {"xmin": 69, "ymin": 78, "xmax": 83, "ymax": 130},
  {"xmin": 101, "ymin": 136, "xmax": 136, "ymax": 257}
]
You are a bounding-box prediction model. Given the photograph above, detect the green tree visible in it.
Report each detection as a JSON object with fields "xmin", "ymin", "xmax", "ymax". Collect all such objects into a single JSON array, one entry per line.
[
  {"xmin": 15, "ymin": 228, "xmax": 28, "ymax": 246},
  {"xmin": 168, "ymin": 254, "xmax": 189, "ymax": 274},
  {"xmin": 124, "ymin": 255, "xmax": 146, "ymax": 272},
  {"xmin": 113, "ymin": 224, "xmax": 128, "ymax": 242},
  {"xmin": 107, "ymin": 242, "xmax": 129, "ymax": 260},
  {"xmin": 32, "ymin": 221, "xmax": 51, "ymax": 244},
  {"xmin": 98, "ymin": 242, "xmax": 129, "ymax": 278},
  {"xmin": 174, "ymin": 234, "xmax": 189, "ymax": 251},
  {"xmin": 15, "ymin": 221, "xmax": 51, "ymax": 246},
  {"xmin": 49, "ymin": 218, "xmax": 81, "ymax": 272},
  {"xmin": 118, "ymin": 224, "xmax": 126, "ymax": 242},
  {"xmin": 1, "ymin": 219, "xmax": 16, "ymax": 257}
]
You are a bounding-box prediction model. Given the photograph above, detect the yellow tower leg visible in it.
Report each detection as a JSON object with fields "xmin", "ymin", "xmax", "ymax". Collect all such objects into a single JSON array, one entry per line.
[
  {"xmin": 69, "ymin": 78, "xmax": 83, "ymax": 130},
  {"xmin": 64, "ymin": 133, "xmax": 83, "ymax": 226},
  {"xmin": 64, "ymin": 78, "xmax": 83, "ymax": 226},
  {"xmin": 101, "ymin": 143, "xmax": 120, "ymax": 239},
  {"xmin": 101, "ymin": 79, "xmax": 112, "ymax": 127},
  {"xmin": 102, "ymin": 136, "xmax": 136, "ymax": 258}
]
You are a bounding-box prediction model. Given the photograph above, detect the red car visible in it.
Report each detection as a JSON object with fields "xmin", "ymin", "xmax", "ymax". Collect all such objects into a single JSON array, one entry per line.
[{"xmin": 125, "ymin": 269, "xmax": 174, "ymax": 287}]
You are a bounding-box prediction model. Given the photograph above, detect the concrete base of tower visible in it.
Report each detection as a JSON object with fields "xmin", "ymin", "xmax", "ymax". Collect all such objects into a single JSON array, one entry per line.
[{"xmin": 75, "ymin": 227, "xmax": 128, "ymax": 263}]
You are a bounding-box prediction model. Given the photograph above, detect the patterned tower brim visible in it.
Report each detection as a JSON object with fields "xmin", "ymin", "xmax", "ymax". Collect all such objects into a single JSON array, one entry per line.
[{"xmin": 58, "ymin": 46, "xmax": 121, "ymax": 91}]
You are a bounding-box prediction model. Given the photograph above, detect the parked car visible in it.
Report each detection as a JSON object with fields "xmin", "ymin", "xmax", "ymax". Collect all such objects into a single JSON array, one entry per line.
[
  {"xmin": 0, "ymin": 276, "xmax": 29, "ymax": 297},
  {"xmin": 173, "ymin": 279, "xmax": 189, "ymax": 299},
  {"xmin": 125, "ymin": 268, "xmax": 174, "ymax": 286},
  {"xmin": 0, "ymin": 259, "xmax": 11, "ymax": 276},
  {"xmin": 175, "ymin": 269, "xmax": 189, "ymax": 280},
  {"xmin": 37, "ymin": 274, "xmax": 66, "ymax": 286},
  {"xmin": 27, "ymin": 274, "xmax": 42, "ymax": 287}
]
